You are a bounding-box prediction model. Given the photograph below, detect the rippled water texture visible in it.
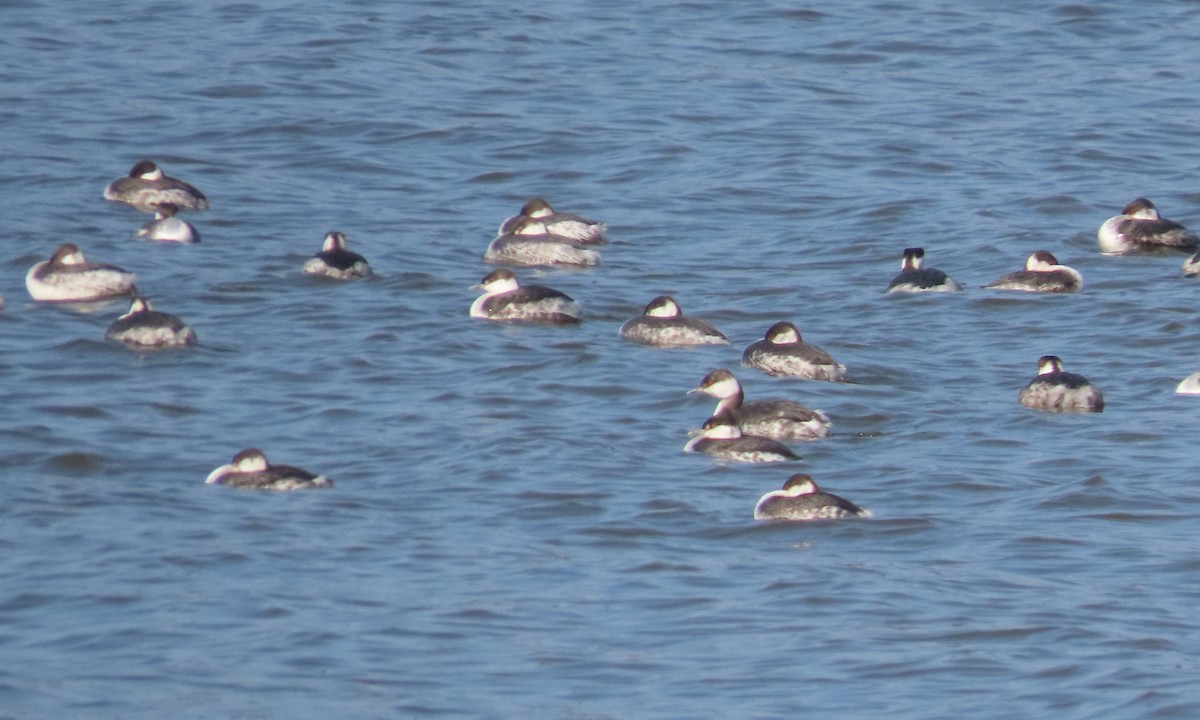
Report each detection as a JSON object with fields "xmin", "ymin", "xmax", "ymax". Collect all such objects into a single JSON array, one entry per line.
[{"xmin": 4, "ymin": 1, "xmax": 1200, "ymax": 718}]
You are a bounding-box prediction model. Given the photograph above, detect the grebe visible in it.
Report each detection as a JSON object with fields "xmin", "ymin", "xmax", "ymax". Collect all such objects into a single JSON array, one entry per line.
[
  {"xmin": 885, "ymin": 247, "xmax": 963, "ymax": 293},
  {"xmin": 205, "ymin": 449, "xmax": 333, "ymax": 490},
  {"xmin": 470, "ymin": 268, "xmax": 582, "ymax": 324},
  {"xmin": 105, "ymin": 297, "xmax": 197, "ymax": 349},
  {"xmin": 1098, "ymin": 198, "xmax": 1198, "ymax": 255},
  {"xmin": 302, "ymin": 231, "xmax": 372, "ymax": 280},
  {"xmin": 484, "ymin": 216, "xmax": 601, "ymax": 267},
  {"xmin": 742, "ymin": 321, "xmax": 845, "ymax": 381},
  {"xmin": 498, "ymin": 197, "xmax": 606, "ymax": 245},
  {"xmin": 134, "ymin": 204, "xmax": 199, "ymax": 243},
  {"xmin": 26, "ymin": 244, "xmax": 137, "ymax": 303},
  {"xmin": 1017, "ymin": 355, "xmax": 1104, "ymax": 412},
  {"xmin": 754, "ymin": 474, "xmax": 871, "ymax": 521},
  {"xmin": 984, "ymin": 250, "xmax": 1081, "ymax": 293},
  {"xmin": 104, "ymin": 160, "xmax": 209, "ymax": 213},
  {"xmin": 618, "ymin": 296, "xmax": 728, "ymax": 347},
  {"xmin": 689, "ymin": 368, "xmax": 830, "ymax": 440},
  {"xmin": 683, "ymin": 412, "xmax": 802, "ymax": 463}
]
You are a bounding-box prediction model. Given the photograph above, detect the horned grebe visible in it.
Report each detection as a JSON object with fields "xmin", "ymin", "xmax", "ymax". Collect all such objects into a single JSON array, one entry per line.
[
  {"xmin": 498, "ymin": 197, "xmax": 607, "ymax": 245},
  {"xmin": 1017, "ymin": 355, "xmax": 1104, "ymax": 412},
  {"xmin": 984, "ymin": 251, "xmax": 1082, "ymax": 293},
  {"xmin": 754, "ymin": 474, "xmax": 872, "ymax": 521},
  {"xmin": 134, "ymin": 204, "xmax": 199, "ymax": 243},
  {"xmin": 105, "ymin": 297, "xmax": 197, "ymax": 350},
  {"xmin": 302, "ymin": 231, "xmax": 372, "ymax": 280},
  {"xmin": 26, "ymin": 244, "xmax": 137, "ymax": 303},
  {"xmin": 206, "ymin": 449, "xmax": 332, "ymax": 490},
  {"xmin": 104, "ymin": 160, "xmax": 209, "ymax": 213},
  {"xmin": 886, "ymin": 247, "xmax": 963, "ymax": 293},
  {"xmin": 470, "ymin": 269, "xmax": 581, "ymax": 324},
  {"xmin": 1098, "ymin": 198, "xmax": 1198, "ymax": 254},
  {"xmin": 683, "ymin": 412, "xmax": 802, "ymax": 463},
  {"xmin": 484, "ymin": 216, "xmax": 601, "ymax": 267},
  {"xmin": 618, "ymin": 296, "xmax": 728, "ymax": 347},
  {"xmin": 742, "ymin": 321, "xmax": 845, "ymax": 381},
  {"xmin": 689, "ymin": 368, "xmax": 830, "ymax": 440}
]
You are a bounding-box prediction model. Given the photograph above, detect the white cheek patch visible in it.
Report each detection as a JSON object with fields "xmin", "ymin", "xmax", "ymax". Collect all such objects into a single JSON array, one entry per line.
[
  {"xmin": 772, "ymin": 327, "xmax": 799, "ymax": 344},
  {"xmin": 514, "ymin": 220, "xmax": 550, "ymax": 235},
  {"xmin": 785, "ymin": 480, "xmax": 817, "ymax": 497},
  {"xmin": 236, "ymin": 456, "xmax": 269, "ymax": 472},
  {"xmin": 486, "ymin": 278, "xmax": 520, "ymax": 294},
  {"xmin": 707, "ymin": 375, "xmax": 739, "ymax": 398},
  {"xmin": 704, "ymin": 423, "xmax": 741, "ymax": 440},
  {"xmin": 1026, "ymin": 255, "xmax": 1053, "ymax": 271}
]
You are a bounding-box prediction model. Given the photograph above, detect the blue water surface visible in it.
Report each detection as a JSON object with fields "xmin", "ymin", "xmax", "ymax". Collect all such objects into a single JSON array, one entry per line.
[{"xmin": 3, "ymin": 1, "xmax": 1200, "ymax": 718}]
